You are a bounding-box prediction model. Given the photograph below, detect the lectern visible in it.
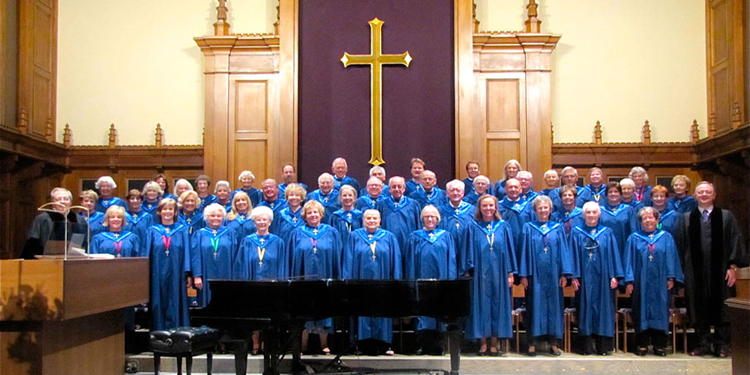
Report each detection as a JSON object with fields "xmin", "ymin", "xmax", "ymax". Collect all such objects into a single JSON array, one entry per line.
[
  {"xmin": 726, "ymin": 267, "xmax": 749, "ymax": 375},
  {"xmin": 0, "ymin": 258, "xmax": 148, "ymax": 375}
]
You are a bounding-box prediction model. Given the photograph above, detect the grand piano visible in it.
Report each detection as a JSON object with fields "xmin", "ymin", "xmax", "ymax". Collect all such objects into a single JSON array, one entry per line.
[{"xmin": 192, "ymin": 278, "xmax": 471, "ymax": 375}]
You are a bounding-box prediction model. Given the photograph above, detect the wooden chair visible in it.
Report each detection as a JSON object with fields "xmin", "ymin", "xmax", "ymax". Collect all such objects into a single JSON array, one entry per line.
[
  {"xmin": 511, "ymin": 285, "xmax": 526, "ymax": 353},
  {"xmin": 615, "ymin": 289, "xmax": 633, "ymax": 353},
  {"xmin": 562, "ymin": 285, "xmax": 576, "ymax": 353},
  {"xmin": 669, "ymin": 289, "xmax": 689, "ymax": 354}
]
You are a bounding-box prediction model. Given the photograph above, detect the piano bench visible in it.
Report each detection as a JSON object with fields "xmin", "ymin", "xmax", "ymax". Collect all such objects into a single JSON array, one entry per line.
[{"xmin": 150, "ymin": 326, "xmax": 221, "ymax": 375}]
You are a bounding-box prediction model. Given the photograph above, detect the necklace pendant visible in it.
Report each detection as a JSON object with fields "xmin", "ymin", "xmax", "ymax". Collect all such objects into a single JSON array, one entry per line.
[
  {"xmin": 544, "ymin": 247, "xmax": 548, "ymax": 254},
  {"xmin": 259, "ymin": 261, "xmax": 263, "ymax": 267},
  {"xmin": 165, "ymin": 250, "xmax": 170, "ymax": 257}
]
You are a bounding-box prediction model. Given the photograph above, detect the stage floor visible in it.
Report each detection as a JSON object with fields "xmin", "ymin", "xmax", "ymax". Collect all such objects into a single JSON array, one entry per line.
[{"xmin": 126, "ymin": 351, "xmax": 731, "ymax": 375}]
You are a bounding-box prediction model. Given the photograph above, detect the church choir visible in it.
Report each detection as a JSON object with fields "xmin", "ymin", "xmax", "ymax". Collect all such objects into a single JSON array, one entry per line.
[{"xmin": 23, "ymin": 158, "xmax": 748, "ymax": 358}]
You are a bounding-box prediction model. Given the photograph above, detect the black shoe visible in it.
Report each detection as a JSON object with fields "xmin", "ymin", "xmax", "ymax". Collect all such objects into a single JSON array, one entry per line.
[
  {"xmin": 598, "ymin": 350, "xmax": 610, "ymax": 356},
  {"xmin": 550, "ymin": 348, "xmax": 563, "ymax": 356},
  {"xmin": 690, "ymin": 347, "xmax": 709, "ymax": 356},
  {"xmin": 716, "ymin": 347, "xmax": 731, "ymax": 358},
  {"xmin": 415, "ymin": 348, "xmax": 424, "ymax": 356},
  {"xmin": 477, "ymin": 350, "xmax": 487, "ymax": 356},
  {"xmin": 654, "ymin": 348, "xmax": 667, "ymax": 357},
  {"xmin": 635, "ymin": 348, "xmax": 647, "ymax": 356},
  {"xmin": 527, "ymin": 350, "xmax": 537, "ymax": 357}
]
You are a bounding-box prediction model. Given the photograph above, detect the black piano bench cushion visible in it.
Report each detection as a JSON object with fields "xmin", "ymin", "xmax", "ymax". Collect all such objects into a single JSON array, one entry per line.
[{"xmin": 150, "ymin": 326, "xmax": 221, "ymax": 354}]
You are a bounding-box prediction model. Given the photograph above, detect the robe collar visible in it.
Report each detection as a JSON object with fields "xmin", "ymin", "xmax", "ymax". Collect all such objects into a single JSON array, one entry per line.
[
  {"xmin": 200, "ymin": 226, "xmax": 231, "ymax": 238},
  {"xmin": 414, "ymin": 187, "xmax": 443, "ymax": 202},
  {"xmin": 415, "ymin": 228, "xmax": 447, "ymax": 243},
  {"xmin": 142, "ymin": 199, "xmax": 159, "ymax": 211},
  {"xmin": 500, "ymin": 197, "xmax": 530, "ymax": 213},
  {"xmin": 632, "ymin": 230, "xmax": 666, "ymax": 244},
  {"xmin": 584, "ymin": 184, "xmax": 606, "ymax": 202},
  {"xmin": 260, "ymin": 198, "xmax": 285, "ymax": 210},
  {"xmin": 101, "ymin": 230, "xmax": 133, "ymax": 242},
  {"xmin": 179, "ymin": 211, "xmax": 201, "ymax": 225},
  {"xmin": 670, "ymin": 196, "xmax": 694, "ymax": 209},
  {"xmin": 98, "ymin": 197, "xmax": 121, "ymax": 208},
  {"xmin": 387, "ymin": 195, "xmax": 411, "ymax": 210},
  {"xmin": 520, "ymin": 190, "xmax": 537, "ymax": 203},
  {"xmin": 356, "ymin": 228, "xmax": 388, "ymax": 244},
  {"xmin": 574, "ymin": 224, "xmax": 608, "ymax": 240},
  {"xmin": 313, "ymin": 189, "xmax": 338, "ymax": 206},
  {"xmin": 529, "ymin": 221, "xmax": 561, "ymax": 235},
  {"xmin": 333, "ymin": 208, "xmax": 363, "ymax": 224},
  {"xmin": 247, "ymin": 232, "xmax": 277, "ymax": 248},
  {"xmin": 280, "ymin": 207, "xmax": 303, "ymax": 226},
  {"xmin": 153, "ymin": 222, "xmax": 185, "ymax": 237},
  {"xmin": 360, "ymin": 195, "xmax": 382, "ymax": 208},
  {"xmin": 300, "ymin": 224, "xmax": 331, "ymax": 239},
  {"xmin": 602, "ymin": 203, "xmax": 628, "ymax": 215},
  {"xmin": 126, "ymin": 210, "xmax": 147, "ymax": 224},
  {"xmin": 472, "ymin": 220, "xmax": 504, "ymax": 236},
  {"xmin": 562, "ymin": 207, "xmax": 583, "ymax": 221},
  {"xmin": 83, "ymin": 211, "xmax": 104, "ymax": 222},
  {"xmin": 448, "ymin": 201, "xmax": 473, "ymax": 217},
  {"xmin": 232, "ymin": 212, "xmax": 250, "ymax": 224}
]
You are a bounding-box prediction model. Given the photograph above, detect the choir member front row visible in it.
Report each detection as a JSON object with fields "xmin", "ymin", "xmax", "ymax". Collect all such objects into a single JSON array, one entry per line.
[{"xmin": 31, "ymin": 185, "xmax": 721, "ymax": 358}]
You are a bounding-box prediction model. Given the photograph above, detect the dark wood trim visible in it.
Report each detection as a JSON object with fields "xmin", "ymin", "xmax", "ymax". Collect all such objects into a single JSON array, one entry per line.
[
  {"xmin": 66, "ymin": 145, "xmax": 203, "ymax": 171},
  {"xmin": 0, "ymin": 126, "xmax": 66, "ymax": 166},
  {"xmin": 693, "ymin": 123, "xmax": 750, "ymax": 164},
  {"xmin": 552, "ymin": 142, "xmax": 697, "ymax": 168}
]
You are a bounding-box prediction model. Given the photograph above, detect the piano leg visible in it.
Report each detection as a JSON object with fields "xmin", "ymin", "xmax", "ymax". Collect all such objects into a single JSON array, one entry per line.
[
  {"xmin": 263, "ymin": 325, "xmax": 279, "ymax": 375},
  {"xmin": 447, "ymin": 323, "xmax": 462, "ymax": 375},
  {"xmin": 233, "ymin": 339, "xmax": 248, "ymax": 375}
]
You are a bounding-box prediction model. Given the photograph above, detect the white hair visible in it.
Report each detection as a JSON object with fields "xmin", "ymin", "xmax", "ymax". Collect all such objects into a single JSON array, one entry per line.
[
  {"xmin": 367, "ymin": 176, "xmax": 383, "ymax": 186},
  {"xmin": 332, "ymin": 157, "xmax": 348, "ymax": 167},
  {"xmin": 143, "ymin": 181, "xmax": 163, "ymax": 195},
  {"xmin": 50, "ymin": 187, "xmax": 73, "ymax": 201},
  {"xmin": 250, "ymin": 206, "xmax": 274, "ymax": 222},
  {"xmin": 619, "ymin": 178, "xmax": 635, "ymax": 188},
  {"xmin": 582, "ymin": 201, "xmax": 601, "ymax": 214},
  {"xmin": 318, "ymin": 172, "xmax": 334, "ymax": 184},
  {"xmin": 516, "ymin": 170, "xmax": 533, "ymax": 180},
  {"xmin": 543, "ymin": 169, "xmax": 558, "ymax": 179},
  {"xmin": 95, "ymin": 176, "xmax": 117, "ymax": 189},
  {"xmin": 446, "ymin": 179, "xmax": 464, "ymax": 191},
  {"xmin": 628, "ymin": 166, "xmax": 649, "ymax": 183},
  {"xmin": 214, "ymin": 180, "xmax": 231, "ymax": 193},
  {"xmin": 369, "ymin": 165, "xmax": 385, "ymax": 176},
  {"xmin": 474, "ymin": 175, "xmax": 490, "ymax": 184},
  {"xmin": 202, "ymin": 203, "xmax": 227, "ymax": 222},
  {"xmin": 561, "ymin": 166, "xmax": 578, "ymax": 177},
  {"xmin": 173, "ymin": 179, "xmax": 194, "ymax": 197},
  {"xmin": 238, "ymin": 170, "xmax": 255, "ymax": 181}
]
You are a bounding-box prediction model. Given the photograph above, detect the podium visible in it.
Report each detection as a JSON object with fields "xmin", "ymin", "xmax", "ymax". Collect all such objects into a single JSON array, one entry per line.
[
  {"xmin": 726, "ymin": 267, "xmax": 750, "ymax": 375},
  {"xmin": 0, "ymin": 258, "xmax": 149, "ymax": 375}
]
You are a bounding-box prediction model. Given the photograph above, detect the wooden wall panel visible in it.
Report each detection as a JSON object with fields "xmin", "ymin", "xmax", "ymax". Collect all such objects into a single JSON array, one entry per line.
[
  {"xmin": 233, "ymin": 140, "xmax": 268, "ymax": 182},
  {"xmin": 487, "ymin": 79, "xmax": 520, "ymax": 132},
  {"xmin": 236, "ymin": 80, "xmax": 269, "ymax": 133},
  {"xmin": 707, "ymin": 0, "xmax": 746, "ymax": 131},
  {"xmin": 487, "ymin": 139, "xmax": 519, "ymax": 180}
]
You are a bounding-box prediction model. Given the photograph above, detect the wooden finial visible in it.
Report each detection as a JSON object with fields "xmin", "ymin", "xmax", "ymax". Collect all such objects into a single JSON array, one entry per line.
[
  {"xmin": 214, "ymin": 0, "xmax": 230, "ymax": 36},
  {"xmin": 642, "ymin": 120, "xmax": 651, "ymax": 144},
  {"xmin": 550, "ymin": 122, "xmax": 554, "ymax": 144},
  {"xmin": 690, "ymin": 120, "xmax": 700, "ymax": 143},
  {"xmin": 63, "ymin": 124, "xmax": 72, "ymax": 147},
  {"xmin": 108, "ymin": 124, "xmax": 117, "ymax": 147},
  {"xmin": 45, "ymin": 117, "xmax": 54, "ymax": 142},
  {"xmin": 525, "ymin": 0, "xmax": 542, "ymax": 33},
  {"xmin": 17, "ymin": 106, "xmax": 28, "ymax": 133},
  {"xmin": 473, "ymin": 1, "xmax": 480, "ymax": 33},
  {"xmin": 155, "ymin": 123, "xmax": 163, "ymax": 147},
  {"xmin": 732, "ymin": 102, "xmax": 742, "ymax": 129},
  {"xmin": 708, "ymin": 112, "xmax": 717, "ymax": 137},
  {"xmin": 594, "ymin": 120, "xmax": 602, "ymax": 145},
  {"xmin": 274, "ymin": 3, "xmax": 280, "ymax": 35}
]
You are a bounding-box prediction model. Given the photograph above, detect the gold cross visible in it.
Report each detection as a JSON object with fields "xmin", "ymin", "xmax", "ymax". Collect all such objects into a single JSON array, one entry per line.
[
  {"xmin": 589, "ymin": 252, "xmax": 593, "ymax": 259},
  {"xmin": 541, "ymin": 224, "xmax": 547, "ymax": 230},
  {"xmin": 213, "ymin": 230, "xmax": 217, "ymax": 235},
  {"xmin": 486, "ymin": 224, "xmax": 492, "ymax": 230},
  {"xmin": 292, "ymin": 217, "xmax": 298, "ymax": 223},
  {"xmin": 114, "ymin": 233, "xmax": 119, "ymax": 238},
  {"xmin": 368, "ymin": 234, "xmax": 373, "ymax": 240},
  {"xmin": 341, "ymin": 18, "xmax": 412, "ymax": 165},
  {"xmin": 544, "ymin": 247, "xmax": 548, "ymax": 254},
  {"xmin": 313, "ymin": 228, "xmax": 319, "ymax": 235},
  {"xmin": 456, "ymin": 222, "xmax": 460, "ymax": 229},
  {"xmin": 259, "ymin": 238, "xmax": 265, "ymax": 244},
  {"xmin": 649, "ymin": 254, "xmax": 654, "ymax": 262},
  {"xmin": 148, "ymin": 204, "xmax": 153, "ymax": 209},
  {"xmin": 648, "ymin": 233, "xmax": 654, "ymax": 239},
  {"xmin": 187, "ymin": 218, "xmax": 192, "ymax": 223},
  {"xmin": 165, "ymin": 227, "xmax": 170, "ymax": 233}
]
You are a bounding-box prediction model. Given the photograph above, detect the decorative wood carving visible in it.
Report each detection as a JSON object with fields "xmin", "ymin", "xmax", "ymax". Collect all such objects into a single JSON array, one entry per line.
[
  {"xmin": 45, "ymin": 117, "xmax": 54, "ymax": 142},
  {"xmin": 214, "ymin": 0, "xmax": 230, "ymax": 36},
  {"xmin": 472, "ymin": 1, "xmax": 479, "ymax": 33},
  {"xmin": 63, "ymin": 124, "xmax": 71, "ymax": 146},
  {"xmin": 642, "ymin": 120, "xmax": 651, "ymax": 144},
  {"xmin": 17, "ymin": 106, "xmax": 28, "ymax": 133},
  {"xmin": 108, "ymin": 124, "xmax": 117, "ymax": 147},
  {"xmin": 733, "ymin": 102, "xmax": 742, "ymax": 129},
  {"xmin": 690, "ymin": 120, "xmax": 700, "ymax": 143},
  {"xmin": 155, "ymin": 123, "xmax": 163, "ymax": 147},
  {"xmin": 525, "ymin": 0, "xmax": 541, "ymax": 33},
  {"xmin": 594, "ymin": 121, "xmax": 602, "ymax": 145},
  {"xmin": 708, "ymin": 112, "xmax": 717, "ymax": 137}
]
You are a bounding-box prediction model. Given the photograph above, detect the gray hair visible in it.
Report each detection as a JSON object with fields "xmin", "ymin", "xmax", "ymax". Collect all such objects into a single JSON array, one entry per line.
[
  {"xmin": 628, "ymin": 166, "xmax": 649, "ymax": 183},
  {"xmin": 532, "ymin": 195, "xmax": 553, "ymax": 211},
  {"xmin": 95, "ymin": 176, "xmax": 117, "ymax": 189},
  {"xmin": 446, "ymin": 179, "xmax": 464, "ymax": 191},
  {"xmin": 214, "ymin": 180, "xmax": 231, "ymax": 193},
  {"xmin": 637, "ymin": 206, "xmax": 661, "ymax": 221},
  {"xmin": 202, "ymin": 203, "xmax": 227, "ymax": 222},
  {"xmin": 250, "ymin": 206, "xmax": 274, "ymax": 222},
  {"xmin": 173, "ymin": 178, "xmax": 194, "ymax": 197}
]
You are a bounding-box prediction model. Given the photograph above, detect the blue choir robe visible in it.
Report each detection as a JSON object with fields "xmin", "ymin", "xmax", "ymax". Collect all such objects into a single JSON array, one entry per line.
[
  {"xmin": 668, "ymin": 196, "xmax": 697, "ymax": 214},
  {"xmin": 334, "ymin": 175, "xmax": 361, "ymax": 193},
  {"xmin": 462, "ymin": 178, "xmax": 476, "ymax": 196},
  {"xmin": 273, "ymin": 207, "xmax": 304, "ymax": 243},
  {"xmin": 405, "ymin": 179, "xmax": 422, "ymax": 196},
  {"xmin": 191, "ymin": 226, "xmax": 239, "ymax": 307},
  {"xmin": 577, "ymin": 184, "xmax": 607, "ymax": 206},
  {"xmin": 289, "ymin": 224, "xmax": 342, "ymax": 330},
  {"xmin": 519, "ymin": 189, "xmax": 538, "ymax": 204},
  {"xmin": 656, "ymin": 209, "xmax": 681, "ymax": 235},
  {"xmin": 377, "ymin": 196, "xmax": 422, "ymax": 275},
  {"xmin": 551, "ymin": 207, "xmax": 585, "ymax": 238},
  {"xmin": 95, "ymin": 196, "xmax": 126, "ymax": 213},
  {"xmin": 519, "ymin": 222, "xmax": 573, "ymax": 340},
  {"xmin": 231, "ymin": 187, "xmax": 262, "ymax": 208},
  {"xmin": 360, "ymin": 186, "xmax": 391, "ymax": 200},
  {"xmin": 498, "ymin": 197, "xmax": 535, "ymax": 260},
  {"xmin": 633, "ymin": 185, "xmax": 652, "ymax": 206},
  {"xmin": 278, "ymin": 182, "xmax": 309, "ymax": 196},
  {"xmin": 599, "ymin": 203, "xmax": 637, "ymax": 258},
  {"xmin": 463, "ymin": 221, "xmax": 516, "ymax": 339},
  {"xmin": 330, "ymin": 208, "xmax": 363, "ymax": 245},
  {"xmin": 179, "ymin": 210, "xmax": 204, "ymax": 235},
  {"xmin": 125, "ymin": 210, "xmax": 152, "ymax": 242},
  {"xmin": 307, "ymin": 189, "xmax": 341, "ymax": 224},
  {"xmin": 405, "ymin": 229, "xmax": 457, "ymax": 331},
  {"xmin": 462, "ymin": 191, "xmax": 481, "ymax": 206},
  {"xmin": 540, "ymin": 188, "xmax": 555, "ymax": 197},
  {"xmin": 198, "ymin": 194, "xmax": 218, "ymax": 212},
  {"xmin": 225, "ymin": 214, "xmax": 257, "ymax": 239},
  {"xmin": 409, "ymin": 187, "xmax": 447, "ymax": 209},
  {"xmin": 569, "ymin": 225, "xmax": 624, "ymax": 337},
  {"xmin": 343, "ymin": 228, "xmax": 402, "ymax": 343},
  {"xmin": 143, "ymin": 223, "xmax": 191, "ymax": 330},
  {"xmin": 258, "ymin": 198, "xmax": 288, "ymax": 215},
  {"xmin": 90, "ymin": 230, "xmax": 140, "ymax": 257},
  {"xmin": 82, "ymin": 211, "xmax": 106, "ymax": 235},
  {"xmin": 623, "ymin": 230, "xmax": 684, "ymax": 333},
  {"xmin": 549, "ymin": 186, "xmax": 583, "ymax": 213},
  {"xmin": 235, "ymin": 233, "xmax": 288, "ymax": 281},
  {"xmin": 141, "ymin": 199, "xmax": 160, "ymax": 216},
  {"xmin": 355, "ymin": 195, "xmax": 386, "ymax": 211},
  {"xmin": 162, "ymin": 193, "xmax": 178, "ymax": 202},
  {"xmin": 437, "ymin": 201, "xmax": 475, "ymax": 274},
  {"xmin": 494, "ymin": 180, "xmax": 508, "ymax": 200},
  {"xmin": 217, "ymin": 200, "xmax": 232, "ymax": 212}
]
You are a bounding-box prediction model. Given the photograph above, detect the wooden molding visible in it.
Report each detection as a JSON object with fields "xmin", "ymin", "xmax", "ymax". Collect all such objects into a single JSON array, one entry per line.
[{"xmin": 552, "ymin": 142, "xmax": 697, "ymax": 168}]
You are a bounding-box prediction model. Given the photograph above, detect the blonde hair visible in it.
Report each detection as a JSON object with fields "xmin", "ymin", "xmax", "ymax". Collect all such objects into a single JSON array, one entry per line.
[{"xmin": 226, "ymin": 191, "xmax": 252, "ymax": 220}]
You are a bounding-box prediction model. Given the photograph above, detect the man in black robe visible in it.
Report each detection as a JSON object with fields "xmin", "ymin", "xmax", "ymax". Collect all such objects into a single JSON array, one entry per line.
[
  {"xmin": 21, "ymin": 187, "xmax": 88, "ymax": 259},
  {"xmin": 677, "ymin": 181, "xmax": 748, "ymax": 357}
]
